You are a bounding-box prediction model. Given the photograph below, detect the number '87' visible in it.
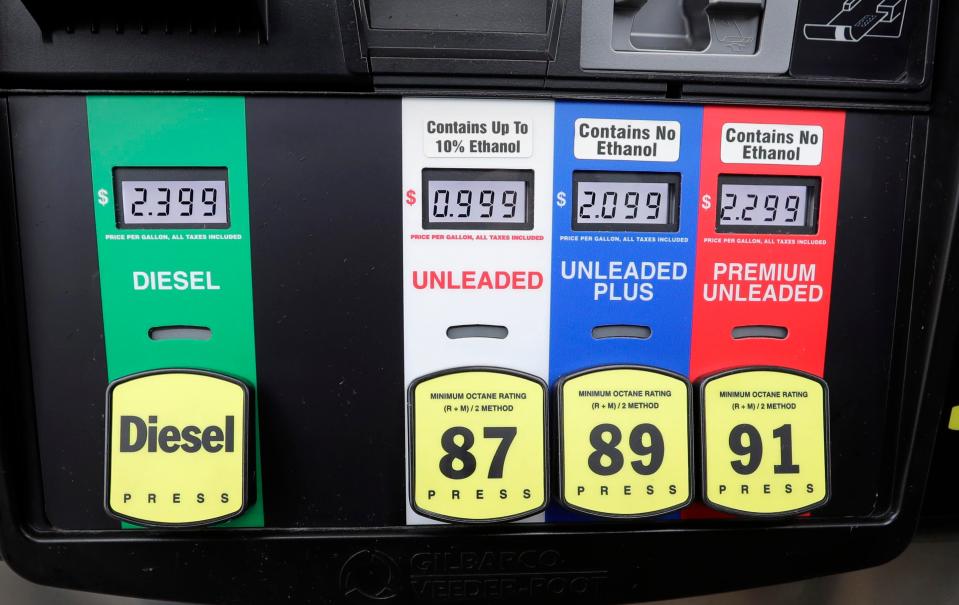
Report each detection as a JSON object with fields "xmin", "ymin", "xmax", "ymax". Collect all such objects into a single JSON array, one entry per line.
[{"xmin": 438, "ymin": 426, "xmax": 517, "ymax": 480}]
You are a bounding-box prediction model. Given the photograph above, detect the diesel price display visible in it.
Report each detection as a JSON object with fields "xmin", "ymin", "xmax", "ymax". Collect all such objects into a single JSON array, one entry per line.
[
  {"xmin": 573, "ymin": 172, "xmax": 680, "ymax": 232},
  {"xmin": 422, "ymin": 169, "xmax": 533, "ymax": 230},
  {"xmin": 114, "ymin": 167, "xmax": 229, "ymax": 228}
]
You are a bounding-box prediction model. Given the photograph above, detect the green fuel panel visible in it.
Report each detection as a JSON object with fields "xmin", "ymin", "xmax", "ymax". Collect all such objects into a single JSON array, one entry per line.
[{"xmin": 87, "ymin": 96, "xmax": 263, "ymax": 528}]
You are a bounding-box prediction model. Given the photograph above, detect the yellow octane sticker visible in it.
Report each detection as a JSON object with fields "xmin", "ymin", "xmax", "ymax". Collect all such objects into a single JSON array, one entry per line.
[
  {"xmin": 106, "ymin": 371, "xmax": 249, "ymax": 527},
  {"xmin": 559, "ymin": 367, "xmax": 692, "ymax": 517},
  {"xmin": 702, "ymin": 369, "xmax": 829, "ymax": 516},
  {"xmin": 410, "ymin": 369, "xmax": 547, "ymax": 523}
]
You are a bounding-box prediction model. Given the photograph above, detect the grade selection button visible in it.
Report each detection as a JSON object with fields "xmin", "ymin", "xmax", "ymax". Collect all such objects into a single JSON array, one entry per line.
[
  {"xmin": 409, "ymin": 368, "xmax": 548, "ymax": 523},
  {"xmin": 701, "ymin": 368, "xmax": 829, "ymax": 517},
  {"xmin": 558, "ymin": 366, "xmax": 693, "ymax": 517},
  {"xmin": 105, "ymin": 370, "xmax": 252, "ymax": 528}
]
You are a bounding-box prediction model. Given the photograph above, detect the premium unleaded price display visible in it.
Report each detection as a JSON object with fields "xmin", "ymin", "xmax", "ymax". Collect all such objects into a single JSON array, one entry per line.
[
  {"xmin": 422, "ymin": 168, "xmax": 533, "ymax": 229},
  {"xmin": 716, "ymin": 175, "xmax": 820, "ymax": 234},
  {"xmin": 114, "ymin": 167, "xmax": 229, "ymax": 228},
  {"xmin": 558, "ymin": 367, "xmax": 692, "ymax": 517},
  {"xmin": 573, "ymin": 172, "xmax": 680, "ymax": 232},
  {"xmin": 700, "ymin": 368, "xmax": 829, "ymax": 516},
  {"xmin": 408, "ymin": 369, "xmax": 548, "ymax": 523}
]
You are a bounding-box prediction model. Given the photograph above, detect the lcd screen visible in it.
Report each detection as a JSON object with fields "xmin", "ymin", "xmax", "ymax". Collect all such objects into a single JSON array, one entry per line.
[
  {"xmin": 716, "ymin": 175, "xmax": 820, "ymax": 234},
  {"xmin": 114, "ymin": 167, "xmax": 229, "ymax": 228},
  {"xmin": 422, "ymin": 169, "xmax": 533, "ymax": 230},
  {"xmin": 572, "ymin": 171, "xmax": 680, "ymax": 232}
]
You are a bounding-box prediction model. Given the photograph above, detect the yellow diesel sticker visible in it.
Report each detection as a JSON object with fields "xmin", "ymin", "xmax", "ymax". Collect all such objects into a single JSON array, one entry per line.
[
  {"xmin": 559, "ymin": 367, "xmax": 692, "ymax": 517},
  {"xmin": 106, "ymin": 370, "xmax": 250, "ymax": 527},
  {"xmin": 948, "ymin": 406, "xmax": 959, "ymax": 431},
  {"xmin": 702, "ymin": 368, "xmax": 829, "ymax": 516},
  {"xmin": 410, "ymin": 369, "xmax": 547, "ymax": 523}
]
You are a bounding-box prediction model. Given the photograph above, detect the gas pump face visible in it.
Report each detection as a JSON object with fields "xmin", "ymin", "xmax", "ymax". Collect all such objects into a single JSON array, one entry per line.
[{"xmin": 0, "ymin": 1, "xmax": 956, "ymax": 604}]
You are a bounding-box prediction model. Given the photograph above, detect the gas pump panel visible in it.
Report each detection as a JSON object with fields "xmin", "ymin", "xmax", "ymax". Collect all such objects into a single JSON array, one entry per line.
[
  {"xmin": 88, "ymin": 97, "xmax": 262, "ymax": 529},
  {"xmin": 550, "ymin": 102, "xmax": 703, "ymax": 520},
  {"xmin": 402, "ymin": 99, "xmax": 553, "ymax": 524},
  {"xmin": 0, "ymin": 1, "xmax": 954, "ymax": 604}
]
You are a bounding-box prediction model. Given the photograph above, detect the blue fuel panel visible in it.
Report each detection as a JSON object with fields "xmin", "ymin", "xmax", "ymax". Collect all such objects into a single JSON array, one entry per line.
[
  {"xmin": 550, "ymin": 102, "xmax": 703, "ymax": 379},
  {"xmin": 548, "ymin": 102, "xmax": 703, "ymax": 521}
]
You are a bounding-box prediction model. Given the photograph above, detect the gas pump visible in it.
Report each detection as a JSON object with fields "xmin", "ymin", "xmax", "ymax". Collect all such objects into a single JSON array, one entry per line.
[{"xmin": 0, "ymin": 1, "xmax": 955, "ymax": 603}]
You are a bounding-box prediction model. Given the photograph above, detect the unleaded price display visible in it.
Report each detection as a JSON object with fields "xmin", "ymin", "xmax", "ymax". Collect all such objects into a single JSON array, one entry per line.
[
  {"xmin": 558, "ymin": 367, "xmax": 692, "ymax": 517},
  {"xmin": 572, "ymin": 171, "xmax": 680, "ymax": 232},
  {"xmin": 421, "ymin": 168, "xmax": 534, "ymax": 230},
  {"xmin": 408, "ymin": 369, "xmax": 548, "ymax": 523},
  {"xmin": 114, "ymin": 167, "xmax": 229, "ymax": 228},
  {"xmin": 700, "ymin": 368, "xmax": 829, "ymax": 516},
  {"xmin": 716, "ymin": 175, "xmax": 820, "ymax": 235}
]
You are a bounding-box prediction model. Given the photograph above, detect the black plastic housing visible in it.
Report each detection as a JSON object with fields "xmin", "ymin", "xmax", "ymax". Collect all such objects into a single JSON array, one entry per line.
[{"xmin": 0, "ymin": 1, "xmax": 957, "ymax": 604}]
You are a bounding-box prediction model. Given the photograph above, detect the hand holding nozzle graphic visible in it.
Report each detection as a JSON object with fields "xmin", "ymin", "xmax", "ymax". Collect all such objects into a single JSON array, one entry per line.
[{"xmin": 804, "ymin": 0, "xmax": 907, "ymax": 43}]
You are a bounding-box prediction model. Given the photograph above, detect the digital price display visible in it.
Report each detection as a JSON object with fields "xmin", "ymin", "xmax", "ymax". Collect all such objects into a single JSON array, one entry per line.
[
  {"xmin": 716, "ymin": 175, "xmax": 820, "ymax": 234},
  {"xmin": 422, "ymin": 168, "xmax": 533, "ymax": 230},
  {"xmin": 572, "ymin": 172, "xmax": 680, "ymax": 232},
  {"xmin": 114, "ymin": 167, "xmax": 229, "ymax": 228}
]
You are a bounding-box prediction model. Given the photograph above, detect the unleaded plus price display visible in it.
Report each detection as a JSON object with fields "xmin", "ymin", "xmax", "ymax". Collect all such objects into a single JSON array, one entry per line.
[{"xmin": 572, "ymin": 171, "xmax": 680, "ymax": 232}]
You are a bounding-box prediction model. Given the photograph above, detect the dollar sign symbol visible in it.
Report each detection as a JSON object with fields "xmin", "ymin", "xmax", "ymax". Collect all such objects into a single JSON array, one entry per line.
[
  {"xmin": 405, "ymin": 189, "xmax": 416, "ymax": 206},
  {"xmin": 556, "ymin": 191, "xmax": 567, "ymax": 207},
  {"xmin": 701, "ymin": 194, "xmax": 712, "ymax": 210},
  {"xmin": 97, "ymin": 188, "xmax": 109, "ymax": 206}
]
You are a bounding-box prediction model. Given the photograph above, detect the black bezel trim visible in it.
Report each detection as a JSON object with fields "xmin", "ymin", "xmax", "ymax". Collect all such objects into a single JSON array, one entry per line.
[
  {"xmin": 0, "ymin": 92, "xmax": 949, "ymax": 605},
  {"xmin": 407, "ymin": 366, "xmax": 549, "ymax": 524},
  {"xmin": 698, "ymin": 366, "xmax": 832, "ymax": 518},
  {"xmin": 103, "ymin": 368, "xmax": 253, "ymax": 529},
  {"xmin": 555, "ymin": 364, "xmax": 695, "ymax": 519}
]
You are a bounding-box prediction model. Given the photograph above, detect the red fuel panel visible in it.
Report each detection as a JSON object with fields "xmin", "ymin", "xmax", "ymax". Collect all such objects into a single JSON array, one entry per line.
[
  {"xmin": 684, "ymin": 107, "xmax": 844, "ymax": 520},
  {"xmin": 689, "ymin": 106, "xmax": 845, "ymax": 379}
]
